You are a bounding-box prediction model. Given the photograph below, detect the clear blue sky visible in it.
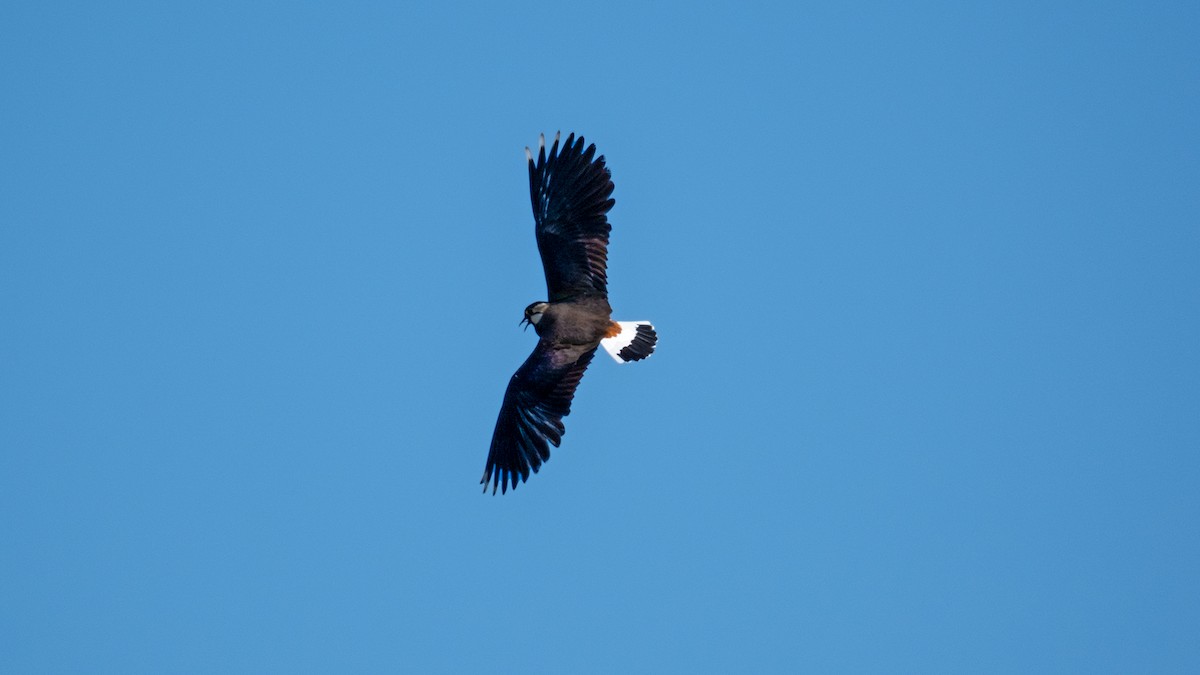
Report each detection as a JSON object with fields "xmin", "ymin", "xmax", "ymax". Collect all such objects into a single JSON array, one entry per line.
[{"xmin": 2, "ymin": 2, "xmax": 1197, "ymax": 672}]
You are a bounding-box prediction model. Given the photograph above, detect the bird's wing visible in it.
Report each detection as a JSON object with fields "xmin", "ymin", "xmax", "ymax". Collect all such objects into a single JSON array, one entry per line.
[
  {"xmin": 527, "ymin": 132, "xmax": 615, "ymax": 302},
  {"xmin": 482, "ymin": 343, "xmax": 597, "ymax": 494}
]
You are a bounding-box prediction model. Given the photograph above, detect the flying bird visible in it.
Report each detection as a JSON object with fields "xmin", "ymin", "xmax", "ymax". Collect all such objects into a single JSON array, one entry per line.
[{"xmin": 481, "ymin": 132, "xmax": 657, "ymax": 494}]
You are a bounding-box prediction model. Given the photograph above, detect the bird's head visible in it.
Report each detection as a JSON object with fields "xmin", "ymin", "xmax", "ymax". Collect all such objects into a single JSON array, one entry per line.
[{"xmin": 520, "ymin": 301, "xmax": 550, "ymax": 331}]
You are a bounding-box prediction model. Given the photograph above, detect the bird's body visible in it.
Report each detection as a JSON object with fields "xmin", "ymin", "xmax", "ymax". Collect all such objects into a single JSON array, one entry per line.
[
  {"xmin": 533, "ymin": 295, "xmax": 613, "ymax": 347},
  {"xmin": 481, "ymin": 133, "xmax": 657, "ymax": 494}
]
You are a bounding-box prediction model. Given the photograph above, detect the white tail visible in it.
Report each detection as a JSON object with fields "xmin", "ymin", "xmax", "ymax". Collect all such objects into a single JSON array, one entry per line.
[{"xmin": 601, "ymin": 321, "xmax": 657, "ymax": 364}]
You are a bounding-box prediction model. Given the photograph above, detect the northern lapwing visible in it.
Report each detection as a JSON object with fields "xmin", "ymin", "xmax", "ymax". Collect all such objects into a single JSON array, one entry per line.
[{"xmin": 481, "ymin": 133, "xmax": 657, "ymax": 494}]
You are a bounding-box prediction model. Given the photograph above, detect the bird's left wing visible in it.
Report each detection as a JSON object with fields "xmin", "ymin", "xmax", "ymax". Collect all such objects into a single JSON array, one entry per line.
[
  {"xmin": 527, "ymin": 132, "xmax": 615, "ymax": 302},
  {"xmin": 482, "ymin": 343, "xmax": 597, "ymax": 494}
]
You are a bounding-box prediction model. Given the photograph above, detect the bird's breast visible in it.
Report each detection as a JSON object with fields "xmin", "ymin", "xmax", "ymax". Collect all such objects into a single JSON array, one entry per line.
[{"xmin": 539, "ymin": 297, "xmax": 613, "ymax": 346}]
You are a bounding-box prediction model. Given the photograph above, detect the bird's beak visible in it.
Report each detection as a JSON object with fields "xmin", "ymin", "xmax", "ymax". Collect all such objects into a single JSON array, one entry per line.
[{"xmin": 519, "ymin": 317, "xmax": 530, "ymax": 331}]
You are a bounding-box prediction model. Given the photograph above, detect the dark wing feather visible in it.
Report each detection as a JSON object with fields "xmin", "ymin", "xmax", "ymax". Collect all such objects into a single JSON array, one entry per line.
[
  {"xmin": 482, "ymin": 344, "xmax": 597, "ymax": 494},
  {"xmin": 528, "ymin": 132, "xmax": 615, "ymax": 302}
]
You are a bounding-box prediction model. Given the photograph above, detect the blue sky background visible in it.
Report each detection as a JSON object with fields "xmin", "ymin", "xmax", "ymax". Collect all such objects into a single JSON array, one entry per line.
[{"xmin": 2, "ymin": 2, "xmax": 1197, "ymax": 672}]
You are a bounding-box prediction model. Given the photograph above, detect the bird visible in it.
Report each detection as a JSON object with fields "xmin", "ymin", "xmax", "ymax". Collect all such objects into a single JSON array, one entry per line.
[{"xmin": 481, "ymin": 132, "xmax": 657, "ymax": 494}]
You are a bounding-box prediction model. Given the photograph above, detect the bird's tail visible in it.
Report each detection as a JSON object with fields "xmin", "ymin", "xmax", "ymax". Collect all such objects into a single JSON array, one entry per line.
[{"xmin": 601, "ymin": 321, "xmax": 657, "ymax": 364}]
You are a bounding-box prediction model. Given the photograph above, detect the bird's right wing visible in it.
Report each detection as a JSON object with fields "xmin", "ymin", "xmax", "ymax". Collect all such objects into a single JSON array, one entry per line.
[
  {"xmin": 527, "ymin": 132, "xmax": 615, "ymax": 302},
  {"xmin": 482, "ymin": 342, "xmax": 597, "ymax": 494}
]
